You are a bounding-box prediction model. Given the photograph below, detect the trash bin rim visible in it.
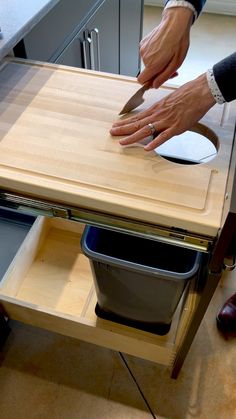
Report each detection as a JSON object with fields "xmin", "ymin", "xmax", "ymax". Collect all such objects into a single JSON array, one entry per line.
[{"xmin": 81, "ymin": 228, "xmax": 201, "ymax": 281}]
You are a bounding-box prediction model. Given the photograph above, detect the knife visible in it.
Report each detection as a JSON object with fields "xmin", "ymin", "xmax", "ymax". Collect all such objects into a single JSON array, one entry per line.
[{"xmin": 119, "ymin": 82, "xmax": 152, "ymax": 115}]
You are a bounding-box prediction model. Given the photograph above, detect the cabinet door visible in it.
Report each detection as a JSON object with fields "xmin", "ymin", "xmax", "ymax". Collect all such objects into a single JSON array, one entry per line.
[
  {"xmin": 120, "ymin": 0, "xmax": 144, "ymax": 76},
  {"xmin": 85, "ymin": 0, "xmax": 119, "ymax": 73},
  {"xmin": 56, "ymin": 0, "xmax": 119, "ymax": 74},
  {"xmin": 55, "ymin": 28, "xmax": 84, "ymax": 68},
  {"xmin": 23, "ymin": 0, "xmax": 99, "ymax": 62}
]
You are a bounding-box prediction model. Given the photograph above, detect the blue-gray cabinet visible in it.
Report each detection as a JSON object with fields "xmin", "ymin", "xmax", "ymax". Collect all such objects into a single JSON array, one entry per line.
[
  {"xmin": 56, "ymin": 0, "xmax": 119, "ymax": 74},
  {"xmin": 16, "ymin": 0, "xmax": 144, "ymax": 76}
]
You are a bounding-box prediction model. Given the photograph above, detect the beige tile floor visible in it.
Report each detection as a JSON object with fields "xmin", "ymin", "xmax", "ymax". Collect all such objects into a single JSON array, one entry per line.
[
  {"xmin": 0, "ymin": 268, "xmax": 235, "ymax": 419},
  {"xmin": 0, "ymin": 7, "xmax": 236, "ymax": 419}
]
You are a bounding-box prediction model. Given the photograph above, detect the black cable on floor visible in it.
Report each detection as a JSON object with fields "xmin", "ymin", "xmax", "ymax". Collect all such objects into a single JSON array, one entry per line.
[{"xmin": 118, "ymin": 352, "xmax": 156, "ymax": 419}]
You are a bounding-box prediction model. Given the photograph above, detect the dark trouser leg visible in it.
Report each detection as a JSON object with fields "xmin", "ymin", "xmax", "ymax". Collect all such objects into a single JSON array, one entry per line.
[{"xmin": 0, "ymin": 314, "xmax": 10, "ymax": 349}]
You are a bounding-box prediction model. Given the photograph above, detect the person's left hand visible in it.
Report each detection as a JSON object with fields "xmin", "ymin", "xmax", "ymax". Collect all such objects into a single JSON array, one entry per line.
[{"xmin": 110, "ymin": 74, "xmax": 216, "ymax": 151}]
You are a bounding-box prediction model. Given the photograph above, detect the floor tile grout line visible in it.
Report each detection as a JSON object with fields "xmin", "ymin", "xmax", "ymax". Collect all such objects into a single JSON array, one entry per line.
[{"xmin": 118, "ymin": 351, "xmax": 157, "ymax": 419}]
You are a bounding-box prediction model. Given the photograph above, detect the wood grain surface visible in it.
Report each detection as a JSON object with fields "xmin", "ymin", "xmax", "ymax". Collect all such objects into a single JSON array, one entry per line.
[{"xmin": 0, "ymin": 58, "xmax": 235, "ymax": 236}]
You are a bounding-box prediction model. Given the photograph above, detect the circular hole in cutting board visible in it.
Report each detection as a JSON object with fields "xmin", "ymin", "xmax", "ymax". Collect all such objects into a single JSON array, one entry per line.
[{"xmin": 154, "ymin": 125, "xmax": 219, "ymax": 165}]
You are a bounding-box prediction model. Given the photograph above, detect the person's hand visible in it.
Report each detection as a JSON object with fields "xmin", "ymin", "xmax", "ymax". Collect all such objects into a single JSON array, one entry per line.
[
  {"xmin": 110, "ymin": 74, "xmax": 216, "ymax": 151},
  {"xmin": 138, "ymin": 7, "xmax": 194, "ymax": 88}
]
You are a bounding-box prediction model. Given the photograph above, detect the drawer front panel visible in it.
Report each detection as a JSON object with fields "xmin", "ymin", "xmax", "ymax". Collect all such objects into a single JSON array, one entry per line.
[{"xmin": 0, "ymin": 298, "xmax": 173, "ymax": 365}]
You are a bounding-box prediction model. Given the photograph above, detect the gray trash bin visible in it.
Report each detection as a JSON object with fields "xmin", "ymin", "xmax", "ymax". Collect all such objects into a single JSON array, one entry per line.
[{"xmin": 81, "ymin": 225, "xmax": 201, "ymax": 335}]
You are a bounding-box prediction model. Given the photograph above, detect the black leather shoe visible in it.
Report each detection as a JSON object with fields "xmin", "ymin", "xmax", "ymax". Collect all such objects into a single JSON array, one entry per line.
[{"xmin": 216, "ymin": 292, "xmax": 236, "ymax": 338}]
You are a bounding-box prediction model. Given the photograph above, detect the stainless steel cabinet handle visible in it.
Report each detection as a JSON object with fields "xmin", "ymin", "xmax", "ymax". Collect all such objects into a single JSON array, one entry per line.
[
  {"xmin": 82, "ymin": 40, "xmax": 88, "ymax": 69},
  {"xmin": 90, "ymin": 28, "xmax": 100, "ymax": 71},
  {"xmin": 82, "ymin": 36, "xmax": 91, "ymax": 69},
  {"xmin": 83, "ymin": 28, "xmax": 100, "ymax": 71},
  {"xmin": 95, "ymin": 28, "xmax": 101, "ymax": 71},
  {"xmin": 90, "ymin": 31, "xmax": 96, "ymax": 70},
  {"xmin": 82, "ymin": 29, "xmax": 91, "ymax": 69}
]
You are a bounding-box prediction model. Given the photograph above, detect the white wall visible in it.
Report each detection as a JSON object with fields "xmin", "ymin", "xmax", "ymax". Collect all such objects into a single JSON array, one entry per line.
[{"xmin": 144, "ymin": 0, "xmax": 236, "ymax": 15}]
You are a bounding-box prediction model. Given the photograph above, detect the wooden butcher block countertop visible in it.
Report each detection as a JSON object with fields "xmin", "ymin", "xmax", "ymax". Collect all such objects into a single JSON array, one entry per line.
[{"xmin": 0, "ymin": 58, "xmax": 235, "ymax": 237}]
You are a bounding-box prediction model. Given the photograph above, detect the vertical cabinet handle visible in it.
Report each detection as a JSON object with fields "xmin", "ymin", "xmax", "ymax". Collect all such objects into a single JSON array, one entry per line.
[
  {"xmin": 82, "ymin": 29, "xmax": 91, "ymax": 69},
  {"xmin": 95, "ymin": 29, "xmax": 101, "ymax": 71},
  {"xmin": 83, "ymin": 28, "xmax": 101, "ymax": 71},
  {"xmin": 90, "ymin": 28, "xmax": 100, "ymax": 71},
  {"xmin": 90, "ymin": 31, "xmax": 96, "ymax": 70},
  {"xmin": 82, "ymin": 40, "xmax": 89, "ymax": 69}
]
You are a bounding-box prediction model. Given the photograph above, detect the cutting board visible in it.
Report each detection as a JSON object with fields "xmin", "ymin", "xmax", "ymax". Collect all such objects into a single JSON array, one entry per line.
[{"xmin": 0, "ymin": 58, "xmax": 235, "ymax": 236}]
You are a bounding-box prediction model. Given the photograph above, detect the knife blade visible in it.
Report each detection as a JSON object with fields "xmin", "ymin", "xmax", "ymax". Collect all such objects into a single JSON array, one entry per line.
[{"xmin": 119, "ymin": 82, "xmax": 151, "ymax": 115}]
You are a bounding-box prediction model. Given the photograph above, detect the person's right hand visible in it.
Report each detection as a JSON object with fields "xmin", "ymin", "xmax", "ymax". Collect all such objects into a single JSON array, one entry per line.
[{"xmin": 138, "ymin": 7, "xmax": 194, "ymax": 89}]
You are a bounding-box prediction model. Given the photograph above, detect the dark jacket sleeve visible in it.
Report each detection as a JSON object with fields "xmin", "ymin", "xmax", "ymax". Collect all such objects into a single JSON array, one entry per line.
[
  {"xmin": 213, "ymin": 53, "xmax": 236, "ymax": 102},
  {"xmin": 164, "ymin": 0, "xmax": 206, "ymax": 18}
]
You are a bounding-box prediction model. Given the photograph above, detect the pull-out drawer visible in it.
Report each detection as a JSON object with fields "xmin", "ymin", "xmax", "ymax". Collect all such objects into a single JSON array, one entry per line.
[{"xmin": 0, "ymin": 216, "xmax": 197, "ymax": 367}]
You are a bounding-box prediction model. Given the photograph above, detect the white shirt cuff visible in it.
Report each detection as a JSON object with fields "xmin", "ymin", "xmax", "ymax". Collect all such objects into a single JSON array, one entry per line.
[
  {"xmin": 206, "ymin": 69, "xmax": 226, "ymax": 104},
  {"xmin": 164, "ymin": 1, "xmax": 197, "ymax": 21}
]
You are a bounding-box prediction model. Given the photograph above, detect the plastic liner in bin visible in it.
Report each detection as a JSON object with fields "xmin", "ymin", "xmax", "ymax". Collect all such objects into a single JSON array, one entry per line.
[{"xmin": 81, "ymin": 225, "xmax": 201, "ymax": 335}]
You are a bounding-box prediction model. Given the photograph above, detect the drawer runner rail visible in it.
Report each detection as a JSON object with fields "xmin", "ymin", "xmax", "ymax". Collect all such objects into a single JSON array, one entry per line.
[{"xmin": 0, "ymin": 190, "xmax": 214, "ymax": 252}]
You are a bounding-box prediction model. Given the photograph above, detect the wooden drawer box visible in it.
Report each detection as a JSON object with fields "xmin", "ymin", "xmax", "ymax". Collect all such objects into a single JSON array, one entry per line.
[{"xmin": 0, "ymin": 215, "xmax": 198, "ymax": 367}]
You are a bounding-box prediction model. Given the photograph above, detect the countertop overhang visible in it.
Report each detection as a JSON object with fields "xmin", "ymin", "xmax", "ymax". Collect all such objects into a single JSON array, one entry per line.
[{"xmin": 0, "ymin": 0, "xmax": 59, "ymax": 61}]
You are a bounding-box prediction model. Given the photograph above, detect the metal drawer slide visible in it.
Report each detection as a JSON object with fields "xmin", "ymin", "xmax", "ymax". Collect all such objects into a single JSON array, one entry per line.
[{"xmin": 0, "ymin": 190, "xmax": 214, "ymax": 252}]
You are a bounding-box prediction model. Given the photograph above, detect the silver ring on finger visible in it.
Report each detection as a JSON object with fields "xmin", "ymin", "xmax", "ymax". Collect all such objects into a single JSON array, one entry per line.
[{"xmin": 148, "ymin": 123, "xmax": 158, "ymax": 137}]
